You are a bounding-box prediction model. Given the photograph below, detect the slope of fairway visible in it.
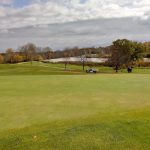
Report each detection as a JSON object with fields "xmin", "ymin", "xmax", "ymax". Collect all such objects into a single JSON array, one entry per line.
[
  {"xmin": 0, "ymin": 74, "xmax": 150, "ymax": 149},
  {"xmin": 0, "ymin": 62, "xmax": 85, "ymax": 75},
  {"xmin": 0, "ymin": 62, "xmax": 150, "ymax": 75}
]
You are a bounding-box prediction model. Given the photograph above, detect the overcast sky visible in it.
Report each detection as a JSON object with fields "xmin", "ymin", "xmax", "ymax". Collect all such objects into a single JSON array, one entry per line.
[{"xmin": 0, "ymin": 0, "xmax": 150, "ymax": 51}]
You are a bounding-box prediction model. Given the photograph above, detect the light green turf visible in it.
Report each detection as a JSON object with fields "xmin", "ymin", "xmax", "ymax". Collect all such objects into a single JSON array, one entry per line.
[
  {"xmin": 0, "ymin": 74, "xmax": 150, "ymax": 149},
  {"xmin": 0, "ymin": 61, "xmax": 150, "ymax": 75},
  {"xmin": 0, "ymin": 62, "xmax": 85, "ymax": 75}
]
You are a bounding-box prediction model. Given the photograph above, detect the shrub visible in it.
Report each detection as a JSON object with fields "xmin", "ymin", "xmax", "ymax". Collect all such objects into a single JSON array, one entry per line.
[
  {"xmin": 13, "ymin": 54, "xmax": 24, "ymax": 63},
  {"xmin": 0, "ymin": 54, "xmax": 4, "ymax": 64},
  {"xmin": 136, "ymin": 61, "xmax": 150, "ymax": 67},
  {"xmin": 33, "ymin": 55, "xmax": 43, "ymax": 61}
]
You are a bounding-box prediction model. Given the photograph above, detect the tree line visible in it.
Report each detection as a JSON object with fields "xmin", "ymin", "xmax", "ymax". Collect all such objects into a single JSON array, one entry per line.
[
  {"xmin": 0, "ymin": 43, "xmax": 111, "ymax": 64},
  {"xmin": 0, "ymin": 39, "xmax": 149, "ymax": 71}
]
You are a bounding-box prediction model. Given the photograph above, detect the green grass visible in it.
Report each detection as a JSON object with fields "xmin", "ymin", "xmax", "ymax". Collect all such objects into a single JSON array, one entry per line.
[
  {"xmin": 0, "ymin": 62, "xmax": 85, "ymax": 75},
  {"xmin": 0, "ymin": 61, "xmax": 150, "ymax": 75},
  {"xmin": 0, "ymin": 68, "xmax": 150, "ymax": 149}
]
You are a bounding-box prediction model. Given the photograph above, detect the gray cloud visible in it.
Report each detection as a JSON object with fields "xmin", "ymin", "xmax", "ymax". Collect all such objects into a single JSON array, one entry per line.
[
  {"xmin": 0, "ymin": 0, "xmax": 149, "ymax": 51},
  {"xmin": 0, "ymin": 17, "xmax": 149, "ymax": 51},
  {"xmin": 0, "ymin": 0, "xmax": 150, "ymax": 30},
  {"xmin": 0, "ymin": 0, "xmax": 14, "ymax": 5}
]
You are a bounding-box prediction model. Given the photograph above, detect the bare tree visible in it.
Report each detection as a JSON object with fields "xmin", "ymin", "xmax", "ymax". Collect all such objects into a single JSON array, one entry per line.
[
  {"xmin": 63, "ymin": 49, "xmax": 71, "ymax": 70},
  {"xmin": 80, "ymin": 49, "xmax": 87, "ymax": 71},
  {"xmin": 19, "ymin": 43, "xmax": 37, "ymax": 63},
  {"xmin": 42, "ymin": 47, "xmax": 53, "ymax": 59},
  {"xmin": 5, "ymin": 48, "xmax": 14, "ymax": 63}
]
